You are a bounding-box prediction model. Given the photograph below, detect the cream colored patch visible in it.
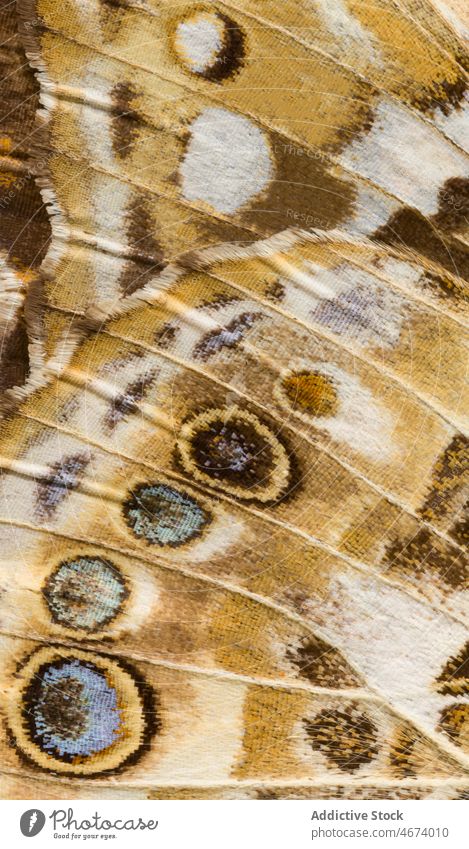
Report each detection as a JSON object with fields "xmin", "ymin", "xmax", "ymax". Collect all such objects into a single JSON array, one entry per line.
[
  {"xmin": 180, "ymin": 108, "xmax": 273, "ymax": 215},
  {"xmin": 155, "ymin": 677, "xmax": 245, "ymax": 781},
  {"xmin": 276, "ymin": 361, "xmax": 398, "ymax": 462},
  {"xmin": 340, "ymin": 99, "xmax": 468, "ymax": 215}
]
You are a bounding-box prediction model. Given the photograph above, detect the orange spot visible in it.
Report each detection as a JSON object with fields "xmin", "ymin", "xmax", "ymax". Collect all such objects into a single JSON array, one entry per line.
[{"xmin": 283, "ymin": 371, "xmax": 338, "ymax": 418}]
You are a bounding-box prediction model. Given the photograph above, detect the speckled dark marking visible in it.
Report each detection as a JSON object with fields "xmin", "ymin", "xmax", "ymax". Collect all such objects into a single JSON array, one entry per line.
[
  {"xmin": 434, "ymin": 178, "xmax": 469, "ymax": 232},
  {"xmin": 304, "ymin": 706, "xmax": 379, "ymax": 772},
  {"xmin": 389, "ymin": 727, "xmax": 417, "ymax": 778},
  {"xmin": 384, "ymin": 527, "xmax": 467, "ymax": 591},
  {"xmin": 266, "ymin": 278, "xmax": 285, "ymax": 302},
  {"xmin": 35, "ymin": 453, "xmax": 90, "ymax": 520},
  {"xmin": 155, "ymin": 323, "xmax": 178, "ymax": 349},
  {"xmin": 287, "ymin": 637, "xmax": 362, "ymax": 688},
  {"xmin": 436, "ymin": 642, "xmax": 469, "ymax": 697},
  {"xmin": 420, "ymin": 435, "xmax": 468, "ymax": 545},
  {"xmin": 105, "ymin": 371, "xmax": 156, "ymax": 429},
  {"xmin": 438, "ymin": 703, "xmax": 469, "ymax": 749},
  {"xmin": 193, "ymin": 312, "xmax": 261, "ymax": 360},
  {"xmin": 413, "ymin": 75, "xmax": 467, "ymax": 117},
  {"xmin": 197, "ymin": 293, "xmax": 240, "ymax": 311}
]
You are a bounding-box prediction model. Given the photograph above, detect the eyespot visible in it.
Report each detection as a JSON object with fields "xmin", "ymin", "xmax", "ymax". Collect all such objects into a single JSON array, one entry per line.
[
  {"xmin": 8, "ymin": 648, "xmax": 156, "ymax": 776},
  {"xmin": 123, "ymin": 482, "xmax": 210, "ymax": 546},
  {"xmin": 177, "ymin": 406, "xmax": 291, "ymax": 502},
  {"xmin": 43, "ymin": 556, "xmax": 127, "ymax": 632}
]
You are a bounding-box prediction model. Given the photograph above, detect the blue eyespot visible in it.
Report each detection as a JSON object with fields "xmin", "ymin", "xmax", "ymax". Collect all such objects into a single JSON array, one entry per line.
[{"xmin": 124, "ymin": 483, "xmax": 209, "ymax": 546}]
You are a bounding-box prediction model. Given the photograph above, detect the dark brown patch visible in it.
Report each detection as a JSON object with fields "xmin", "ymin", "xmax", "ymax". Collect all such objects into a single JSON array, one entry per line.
[
  {"xmin": 0, "ymin": 314, "xmax": 30, "ymax": 391},
  {"xmin": 240, "ymin": 127, "xmax": 356, "ymax": 236},
  {"xmin": 304, "ymin": 706, "xmax": 379, "ymax": 772},
  {"xmin": 436, "ymin": 642, "xmax": 469, "ymax": 697},
  {"xmin": 451, "ymin": 511, "xmax": 468, "ymax": 547},
  {"xmin": 197, "ymin": 293, "xmax": 240, "ymax": 311},
  {"xmin": 389, "ymin": 726, "xmax": 417, "ymax": 778},
  {"xmin": 118, "ymin": 196, "xmax": 166, "ymax": 295},
  {"xmin": 374, "ymin": 208, "xmax": 469, "ymax": 283},
  {"xmin": 438, "ymin": 703, "xmax": 469, "ymax": 750},
  {"xmin": 35, "ymin": 453, "xmax": 90, "ymax": 520},
  {"xmin": 412, "ymin": 75, "xmax": 467, "ymax": 117},
  {"xmin": 384, "ymin": 527, "xmax": 467, "ymax": 591},
  {"xmin": 193, "ymin": 312, "xmax": 261, "ymax": 360},
  {"xmin": 0, "ymin": 172, "xmax": 51, "ymax": 270},
  {"xmin": 420, "ymin": 435, "xmax": 469, "ymax": 541},
  {"xmin": 434, "ymin": 178, "xmax": 469, "ymax": 232},
  {"xmin": 104, "ymin": 371, "xmax": 156, "ymax": 429},
  {"xmin": 287, "ymin": 637, "xmax": 362, "ymax": 688},
  {"xmin": 111, "ymin": 81, "xmax": 139, "ymax": 159},
  {"xmin": 202, "ymin": 13, "xmax": 246, "ymax": 83}
]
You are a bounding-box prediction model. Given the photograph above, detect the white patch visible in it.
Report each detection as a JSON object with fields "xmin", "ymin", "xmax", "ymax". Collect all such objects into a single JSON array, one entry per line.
[
  {"xmin": 340, "ymin": 99, "xmax": 469, "ymax": 216},
  {"xmin": 313, "ymin": 0, "xmax": 381, "ymax": 64},
  {"xmin": 180, "ymin": 108, "xmax": 273, "ymax": 215},
  {"xmin": 175, "ymin": 14, "xmax": 222, "ymax": 73},
  {"xmin": 278, "ymin": 361, "xmax": 398, "ymax": 462},
  {"xmin": 311, "ymin": 571, "xmax": 468, "ymax": 738}
]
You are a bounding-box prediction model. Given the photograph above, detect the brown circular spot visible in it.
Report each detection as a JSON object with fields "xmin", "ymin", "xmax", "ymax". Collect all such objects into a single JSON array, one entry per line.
[
  {"xmin": 282, "ymin": 371, "xmax": 338, "ymax": 418},
  {"xmin": 304, "ymin": 706, "xmax": 379, "ymax": 772},
  {"xmin": 177, "ymin": 407, "xmax": 291, "ymax": 502}
]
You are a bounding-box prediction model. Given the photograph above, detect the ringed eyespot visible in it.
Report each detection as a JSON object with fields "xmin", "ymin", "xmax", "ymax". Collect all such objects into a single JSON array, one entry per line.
[
  {"xmin": 43, "ymin": 556, "xmax": 127, "ymax": 632},
  {"xmin": 177, "ymin": 406, "xmax": 292, "ymax": 502},
  {"xmin": 8, "ymin": 648, "xmax": 156, "ymax": 776}
]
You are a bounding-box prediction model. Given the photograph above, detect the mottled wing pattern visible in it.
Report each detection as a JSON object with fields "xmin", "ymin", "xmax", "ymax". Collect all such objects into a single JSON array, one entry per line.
[{"xmin": 0, "ymin": 0, "xmax": 467, "ymax": 799}]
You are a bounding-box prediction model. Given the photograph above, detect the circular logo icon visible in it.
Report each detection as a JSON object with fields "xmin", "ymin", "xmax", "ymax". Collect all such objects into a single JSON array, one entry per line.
[{"xmin": 20, "ymin": 810, "xmax": 46, "ymax": 837}]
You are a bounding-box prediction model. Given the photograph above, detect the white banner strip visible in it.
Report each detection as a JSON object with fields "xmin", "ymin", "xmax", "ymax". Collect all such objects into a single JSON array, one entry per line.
[{"xmin": 1, "ymin": 799, "xmax": 466, "ymax": 849}]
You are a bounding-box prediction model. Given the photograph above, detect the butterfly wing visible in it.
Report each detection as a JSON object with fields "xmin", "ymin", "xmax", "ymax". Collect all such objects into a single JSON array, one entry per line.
[{"xmin": 1, "ymin": 0, "xmax": 468, "ymax": 798}]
